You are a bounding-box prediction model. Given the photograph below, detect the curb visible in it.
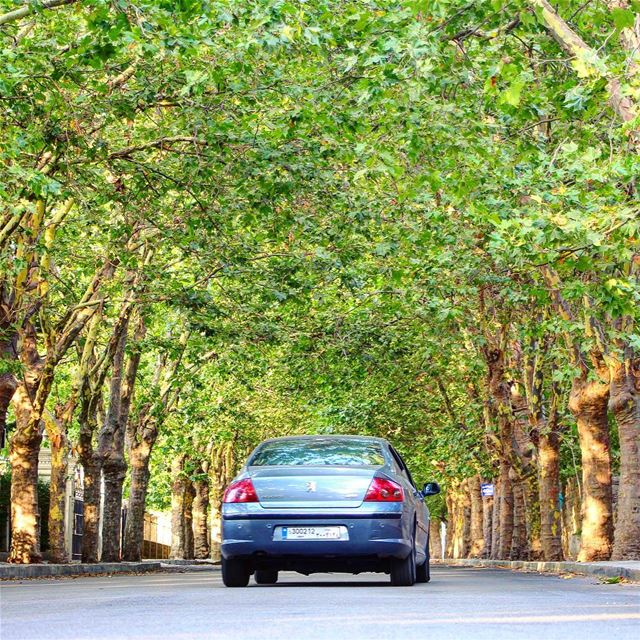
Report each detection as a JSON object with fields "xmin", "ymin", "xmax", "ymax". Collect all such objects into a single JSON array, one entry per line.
[
  {"xmin": 0, "ymin": 561, "xmax": 162, "ymax": 580},
  {"xmin": 151, "ymin": 559, "xmax": 220, "ymax": 566},
  {"xmin": 435, "ymin": 558, "xmax": 640, "ymax": 582}
]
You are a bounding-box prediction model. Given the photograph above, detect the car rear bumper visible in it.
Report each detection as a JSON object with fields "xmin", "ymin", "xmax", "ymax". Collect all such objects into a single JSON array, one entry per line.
[{"xmin": 221, "ymin": 512, "xmax": 412, "ymax": 561}]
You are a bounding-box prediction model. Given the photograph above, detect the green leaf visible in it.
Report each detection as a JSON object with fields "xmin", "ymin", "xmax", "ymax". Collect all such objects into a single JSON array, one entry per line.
[
  {"xmin": 611, "ymin": 7, "xmax": 635, "ymax": 30},
  {"xmin": 500, "ymin": 78, "xmax": 525, "ymax": 107}
]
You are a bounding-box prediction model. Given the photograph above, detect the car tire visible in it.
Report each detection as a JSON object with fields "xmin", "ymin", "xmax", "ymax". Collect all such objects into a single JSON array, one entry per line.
[
  {"xmin": 254, "ymin": 570, "xmax": 278, "ymax": 585},
  {"xmin": 222, "ymin": 557, "xmax": 250, "ymax": 587},
  {"xmin": 415, "ymin": 544, "xmax": 430, "ymax": 583},
  {"xmin": 390, "ymin": 542, "xmax": 416, "ymax": 587}
]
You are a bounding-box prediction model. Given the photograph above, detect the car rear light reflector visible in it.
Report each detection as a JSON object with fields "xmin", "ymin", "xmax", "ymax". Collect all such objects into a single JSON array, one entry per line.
[
  {"xmin": 364, "ymin": 477, "xmax": 404, "ymax": 502},
  {"xmin": 223, "ymin": 478, "xmax": 259, "ymax": 503}
]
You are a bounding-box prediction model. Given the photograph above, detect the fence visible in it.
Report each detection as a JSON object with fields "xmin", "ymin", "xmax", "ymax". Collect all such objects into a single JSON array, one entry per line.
[{"xmin": 142, "ymin": 512, "xmax": 171, "ymax": 559}]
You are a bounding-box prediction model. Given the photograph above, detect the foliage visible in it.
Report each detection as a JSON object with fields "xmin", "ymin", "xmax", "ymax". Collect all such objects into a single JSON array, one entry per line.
[{"xmin": 0, "ymin": 0, "xmax": 638, "ymax": 558}]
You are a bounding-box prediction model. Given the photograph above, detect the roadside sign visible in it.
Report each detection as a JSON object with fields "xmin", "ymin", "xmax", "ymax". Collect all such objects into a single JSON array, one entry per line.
[{"xmin": 481, "ymin": 482, "xmax": 494, "ymax": 497}]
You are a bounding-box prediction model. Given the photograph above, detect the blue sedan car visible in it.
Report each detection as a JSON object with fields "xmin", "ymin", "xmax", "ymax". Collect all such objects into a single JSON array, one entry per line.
[{"xmin": 221, "ymin": 435, "xmax": 440, "ymax": 587}]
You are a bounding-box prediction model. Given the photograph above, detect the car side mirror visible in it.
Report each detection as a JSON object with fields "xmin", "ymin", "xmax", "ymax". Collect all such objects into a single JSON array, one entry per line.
[{"xmin": 422, "ymin": 481, "xmax": 440, "ymax": 497}]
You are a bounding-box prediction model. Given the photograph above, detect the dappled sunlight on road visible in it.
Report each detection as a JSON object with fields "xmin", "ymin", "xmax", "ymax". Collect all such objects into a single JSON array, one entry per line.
[{"xmin": 2, "ymin": 567, "xmax": 639, "ymax": 640}]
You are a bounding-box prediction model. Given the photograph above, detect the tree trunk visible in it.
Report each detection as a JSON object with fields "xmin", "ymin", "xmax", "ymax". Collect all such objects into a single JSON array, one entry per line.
[
  {"xmin": 497, "ymin": 461, "xmax": 514, "ymax": 559},
  {"xmin": 429, "ymin": 518, "xmax": 443, "ymax": 560},
  {"xmin": 483, "ymin": 342, "xmax": 517, "ymax": 560},
  {"xmin": 101, "ymin": 461, "xmax": 126, "ymax": 562},
  {"xmin": 524, "ymin": 475, "xmax": 543, "ymax": 560},
  {"xmin": 47, "ymin": 432, "xmax": 69, "ymax": 563},
  {"xmin": 8, "ymin": 385, "xmax": 43, "ymax": 564},
  {"xmin": 97, "ymin": 315, "xmax": 135, "ymax": 563},
  {"xmin": 210, "ymin": 508, "xmax": 222, "ymax": 561},
  {"xmin": 445, "ymin": 491, "xmax": 454, "ymax": 558},
  {"xmin": 490, "ymin": 475, "xmax": 501, "ymax": 559},
  {"xmin": 482, "ymin": 488, "xmax": 493, "ymax": 559},
  {"xmin": 510, "ymin": 475, "xmax": 528, "ymax": 560},
  {"xmin": 8, "ymin": 433, "xmax": 42, "ymax": 563},
  {"xmin": 122, "ymin": 445, "xmax": 152, "ymax": 562},
  {"xmin": 460, "ymin": 479, "xmax": 471, "ymax": 558},
  {"xmin": 193, "ymin": 477, "xmax": 210, "ymax": 560},
  {"xmin": 0, "ymin": 372, "xmax": 17, "ymax": 447},
  {"xmin": 538, "ymin": 431, "xmax": 563, "ymax": 560},
  {"xmin": 81, "ymin": 457, "xmax": 101, "ymax": 563},
  {"xmin": 468, "ymin": 475, "xmax": 484, "ymax": 558},
  {"xmin": 184, "ymin": 480, "xmax": 195, "ymax": 561},
  {"xmin": 209, "ymin": 442, "xmax": 236, "ymax": 561},
  {"xmin": 0, "ymin": 303, "xmax": 18, "ymax": 447},
  {"xmin": 562, "ymin": 477, "xmax": 582, "ymax": 560},
  {"xmin": 448, "ymin": 484, "xmax": 468, "ymax": 559},
  {"xmin": 170, "ymin": 455, "xmax": 188, "ymax": 559},
  {"xmin": 77, "ymin": 382, "xmax": 102, "ymax": 563},
  {"xmin": 569, "ymin": 375, "xmax": 614, "ymax": 561},
  {"xmin": 609, "ymin": 355, "xmax": 640, "ymax": 559}
]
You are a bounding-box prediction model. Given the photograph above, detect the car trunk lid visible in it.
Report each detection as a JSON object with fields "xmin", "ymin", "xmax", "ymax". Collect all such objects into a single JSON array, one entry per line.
[{"xmin": 248, "ymin": 466, "xmax": 378, "ymax": 508}]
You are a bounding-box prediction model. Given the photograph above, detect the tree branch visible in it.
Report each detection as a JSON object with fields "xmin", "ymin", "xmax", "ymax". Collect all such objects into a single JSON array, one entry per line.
[
  {"xmin": 108, "ymin": 136, "xmax": 207, "ymax": 160},
  {"xmin": 527, "ymin": 0, "xmax": 639, "ymax": 144},
  {"xmin": 0, "ymin": 0, "xmax": 77, "ymax": 27}
]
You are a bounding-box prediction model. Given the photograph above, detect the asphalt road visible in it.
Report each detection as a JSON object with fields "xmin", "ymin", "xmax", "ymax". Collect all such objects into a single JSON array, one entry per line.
[{"xmin": 1, "ymin": 565, "xmax": 639, "ymax": 640}]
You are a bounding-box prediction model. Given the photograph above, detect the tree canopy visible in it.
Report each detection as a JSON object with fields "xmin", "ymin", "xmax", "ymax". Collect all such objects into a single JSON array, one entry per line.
[{"xmin": 0, "ymin": 0, "xmax": 638, "ymax": 564}]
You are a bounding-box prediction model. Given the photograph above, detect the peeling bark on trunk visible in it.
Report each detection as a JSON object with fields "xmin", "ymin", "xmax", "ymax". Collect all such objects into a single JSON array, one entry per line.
[
  {"xmin": 562, "ymin": 477, "xmax": 582, "ymax": 560},
  {"xmin": 8, "ymin": 386, "xmax": 43, "ymax": 564},
  {"xmin": 77, "ymin": 375, "xmax": 102, "ymax": 564},
  {"xmin": 490, "ymin": 475, "xmax": 501, "ymax": 559},
  {"xmin": 8, "ymin": 382, "xmax": 43, "ymax": 564},
  {"xmin": 447, "ymin": 482, "xmax": 470, "ymax": 559},
  {"xmin": 81, "ymin": 457, "xmax": 101, "ymax": 563},
  {"xmin": 569, "ymin": 375, "xmax": 613, "ymax": 561},
  {"xmin": 522, "ymin": 338, "xmax": 562, "ymax": 561},
  {"xmin": 8, "ymin": 438, "xmax": 42, "ymax": 564},
  {"xmin": 184, "ymin": 480, "xmax": 195, "ymax": 561},
  {"xmin": 122, "ymin": 443, "xmax": 152, "ymax": 562},
  {"xmin": 461, "ymin": 479, "xmax": 472, "ymax": 558},
  {"xmin": 496, "ymin": 461, "xmax": 514, "ymax": 559},
  {"xmin": 8, "ymin": 324, "xmax": 49, "ymax": 564},
  {"xmin": 483, "ymin": 340, "xmax": 518, "ymax": 561},
  {"xmin": 541, "ymin": 268, "xmax": 613, "ymax": 561},
  {"xmin": 468, "ymin": 475, "xmax": 484, "ymax": 558},
  {"xmin": 99, "ymin": 312, "xmax": 142, "ymax": 563},
  {"xmin": 170, "ymin": 455, "xmax": 188, "ymax": 559},
  {"xmin": 209, "ymin": 442, "xmax": 236, "ymax": 561},
  {"xmin": 121, "ymin": 317, "xmax": 153, "ymax": 562},
  {"xmin": 445, "ymin": 491, "xmax": 454, "ymax": 558},
  {"xmin": 429, "ymin": 518, "xmax": 443, "ymax": 560},
  {"xmin": 510, "ymin": 475, "xmax": 528, "ymax": 560},
  {"xmin": 47, "ymin": 431, "xmax": 69, "ymax": 563},
  {"xmin": 538, "ymin": 431, "xmax": 563, "ymax": 560},
  {"xmin": 524, "ymin": 475, "xmax": 543, "ymax": 560},
  {"xmin": 482, "ymin": 489, "xmax": 493, "ymax": 559},
  {"xmin": 609, "ymin": 355, "xmax": 640, "ymax": 559},
  {"xmin": 98, "ymin": 323, "xmax": 128, "ymax": 563},
  {"xmin": 193, "ymin": 476, "xmax": 210, "ymax": 560},
  {"xmin": 101, "ymin": 461, "xmax": 126, "ymax": 562}
]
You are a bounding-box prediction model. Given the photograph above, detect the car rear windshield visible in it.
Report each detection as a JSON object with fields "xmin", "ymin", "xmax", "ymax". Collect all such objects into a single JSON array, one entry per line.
[{"xmin": 249, "ymin": 439, "xmax": 385, "ymax": 467}]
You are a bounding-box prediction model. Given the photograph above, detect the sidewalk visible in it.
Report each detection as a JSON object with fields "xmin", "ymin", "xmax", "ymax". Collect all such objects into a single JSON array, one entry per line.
[
  {"xmin": 435, "ymin": 558, "xmax": 640, "ymax": 582},
  {"xmin": 0, "ymin": 561, "xmax": 162, "ymax": 580},
  {"xmin": 0, "ymin": 558, "xmax": 222, "ymax": 580}
]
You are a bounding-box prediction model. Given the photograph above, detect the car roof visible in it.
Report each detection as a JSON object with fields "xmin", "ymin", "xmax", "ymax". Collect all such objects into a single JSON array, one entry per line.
[{"xmin": 255, "ymin": 435, "xmax": 390, "ymax": 446}]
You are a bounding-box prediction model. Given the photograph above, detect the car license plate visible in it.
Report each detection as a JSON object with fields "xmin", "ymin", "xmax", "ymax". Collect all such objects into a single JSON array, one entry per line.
[{"xmin": 280, "ymin": 526, "xmax": 342, "ymax": 540}]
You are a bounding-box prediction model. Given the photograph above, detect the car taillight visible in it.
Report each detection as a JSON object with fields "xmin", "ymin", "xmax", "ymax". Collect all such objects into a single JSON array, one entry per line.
[
  {"xmin": 223, "ymin": 478, "xmax": 259, "ymax": 503},
  {"xmin": 364, "ymin": 476, "xmax": 404, "ymax": 502}
]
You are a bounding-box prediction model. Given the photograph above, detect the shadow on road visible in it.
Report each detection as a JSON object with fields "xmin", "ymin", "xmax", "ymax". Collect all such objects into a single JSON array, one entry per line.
[{"xmin": 255, "ymin": 580, "xmax": 392, "ymax": 588}]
